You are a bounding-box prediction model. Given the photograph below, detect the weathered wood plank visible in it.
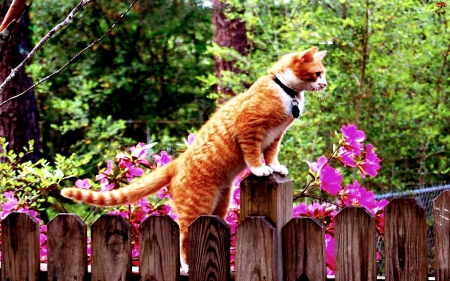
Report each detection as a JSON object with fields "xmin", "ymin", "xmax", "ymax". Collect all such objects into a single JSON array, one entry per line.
[
  {"xmin": 283, "ymin": 217, "xmax": 326, "ymax": 281},
  {"xmin": 1, "ymin": 212, "xmax": 40, "ymax": 281},
  {"xmin": 91, "ymin": 214, "xmax": 132, "ymax": 281},
  {"xmin": 189, "ymin": 215, "xmax": 230, "ymax": 281},
  {"xmin": 433, "ymin": 190, "xmax": 450, "ymax": 281},
  {"xmin": 384, "ymin": 197, "xmax": 427, "ymax": 281},
  {"xmin": 240, "ymin": 173, "xmax": 292, "ymax": 281},
  {"xmin": 235, "ymin": 216, "xmax": 276, "ymax": 281},
  {"xmin": 335, "ymin": 207, "xmax": 376, "ymax": 281},
  {"xmin": 139, "ymin": 215, "xmax": 180, "ymax": 281},
  {"xmin": 47, "ymin": 214, "xmax": 87, "ymax": 281}
]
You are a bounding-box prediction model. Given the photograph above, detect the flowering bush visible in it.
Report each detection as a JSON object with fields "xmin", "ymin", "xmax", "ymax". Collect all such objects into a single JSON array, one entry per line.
[{"xmin": 0, "ymin": 125, "xmax": 385, "ymax": 274}]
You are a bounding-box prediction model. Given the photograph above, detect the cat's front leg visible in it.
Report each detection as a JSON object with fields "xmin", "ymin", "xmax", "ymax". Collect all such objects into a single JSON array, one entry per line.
[
  {"xmin": 237, "ymin": 133, "xmax": 274, "ymax": 177},
  {"xmin": 263, "ymin": 134, "xmax": 289, "ymax": 176}
]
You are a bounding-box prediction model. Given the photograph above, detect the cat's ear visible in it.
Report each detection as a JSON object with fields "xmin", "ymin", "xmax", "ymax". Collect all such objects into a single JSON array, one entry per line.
[
  {"xmin": 302, "ymin": 46, "xmax": 318, "ymax": 62},
  {"xmin": 315, "ymin": 50, "xmax": 327, "ymax": 61}
]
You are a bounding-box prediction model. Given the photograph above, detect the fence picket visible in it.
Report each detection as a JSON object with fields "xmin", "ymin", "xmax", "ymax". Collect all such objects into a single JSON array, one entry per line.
[
  {"xmin": 282, "ymin": 217, "xmax": 326, "ymax": 281},
  {"xmin": 189, "ymin": 215, "xmax": 230, "ymax": 281},
  {"xmin": 47, "ymin": 214, "xmax": 87, "ymax": 281},
  {"xmin": 139, "ymin": 215, "xmax": 180, "ymax": 281},
  {"xmin": 433, "ymin": 190, "xmax": 450, "ymax": 281},
  {"xmin": 384, "ymin": 197, "xmax": 427, "ymax": 281},
  {"xmin": 236, "ymin": 216, "xmax": 276, "ymax": 281},
  {"xmin": 1, "ymin": 212, "xmax": 40, "ymax": 281},
  {"xmin": 91, "ymin": 214, "xmax": 132, "ymax": 281},
  {"xmin": 335, "ymin": 207, "xmax": 376, "ymax": 281}
]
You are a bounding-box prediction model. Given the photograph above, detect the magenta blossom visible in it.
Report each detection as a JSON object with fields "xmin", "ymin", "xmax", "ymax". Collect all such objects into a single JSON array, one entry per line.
[
  {"xmin": 152, "ymin": 151, "xmax": 173, "ymax": 167},
  {"xmin": 1, "ymin": 191, "xmax": 20, "ymax": 213},
  {"xmin": 130, "ymin": 142, "xmax": 153, "ymax": 166},
  {"xmin": 184, "ymin": 133, "xmax": 196, "ymax": 147},
  {"xmin": 75, "ymin": 179, "xmax": 92, "ymax": 189},
  {"xmin": 341, "ymin": 124, "xmax": 366, "ymax": 156},
  {"xmin": 358, "ymin": 144, "xmax": 381, "ymax": 178},
  {"xmin": 336, "ymin": 147, "xmax": 356, "ymax": 167},
  {"xmin": 309, "ymin": 156, "xmax": 343, "ymax": 196},
  {"xmin": 325, "ymin": 234, "xmax": 335, "ymax": 275},
  {"xmin": 95, "ymin": 160, "xmax": 114, "ymax": 181}
]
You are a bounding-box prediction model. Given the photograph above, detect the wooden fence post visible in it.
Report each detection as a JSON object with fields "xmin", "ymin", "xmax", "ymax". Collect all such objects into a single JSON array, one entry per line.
[
  {"xmin": 239, "ymin": 173, "xmax": 293, "ymax": 281},
  {"xmin": 1, "ymin": 212, "xmax": 40, "ymax": 281},
  {"xmin": 47, "ymin": 214, "xmax": 87, "ymax": 281},
  {"xmin": 189, "ymin": 215, "xmax": 230, "ymax": 281},
  {"xmin": 335, "ymin": 207, "xmax": 376, "ymax": 281},
  {"xmin": 236, "ymin": 216, "xmax": 276, "ymax": 281},
  {"xmin": 91, "ymin": 214, "xmax": 132, "ymax": 281},
  {"xmin": 433, "ymin": 190, "xmax": 450, "ymax": 281},
  {"xmin": 139, "ymin": 215, "xmax": 180, "ymax": 281},
  {"xmin": 384, "ymin": 197, "xmax": 427, "ymax": 281},
  {"xmin": 282, "ymin": 217, "xmax": 326, "ymax": 281}
]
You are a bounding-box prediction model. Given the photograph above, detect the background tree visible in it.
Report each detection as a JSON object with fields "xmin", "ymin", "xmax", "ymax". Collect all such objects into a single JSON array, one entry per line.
[
  {"xmin": 0, "ymin": 0, "xmax": 39, "ymax": 162},
  {"xmin": 28, "ymin": 0, "xmax": 215, "ymax": 174},
  {"xmin": 212, "ymin": 0, "xmax": 248, "ymax": 102}
]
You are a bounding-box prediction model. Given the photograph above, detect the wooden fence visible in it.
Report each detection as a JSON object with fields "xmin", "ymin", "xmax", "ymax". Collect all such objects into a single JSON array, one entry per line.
[{"xmin": 1, "ymin": 174, "xmax": 450, "ymax": 281}]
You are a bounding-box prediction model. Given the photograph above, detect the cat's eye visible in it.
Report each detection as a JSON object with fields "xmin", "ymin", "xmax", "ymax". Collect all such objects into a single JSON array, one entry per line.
[{"xmin": 315, "ymin": 72, "xmax": 321, "ymax": 77}]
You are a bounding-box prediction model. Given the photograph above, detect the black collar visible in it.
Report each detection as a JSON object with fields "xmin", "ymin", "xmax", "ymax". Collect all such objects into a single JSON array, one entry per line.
[{"xmin": 274, "ymin": 76, "xmax": 298, "ymax": 98}]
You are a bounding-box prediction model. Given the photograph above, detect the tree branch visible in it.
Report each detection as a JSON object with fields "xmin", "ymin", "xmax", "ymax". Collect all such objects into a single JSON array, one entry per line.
[
  {"xmin": 0, "ymin": 0, "xmax": 93, "ymax": 96},
  {"xmin": 0, "ymin": 0, "xmax": 138, "ymax": 107}
]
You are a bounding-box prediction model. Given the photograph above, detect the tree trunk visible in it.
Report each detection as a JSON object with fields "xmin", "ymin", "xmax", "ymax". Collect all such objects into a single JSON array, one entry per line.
[
  {"xmin": 0, "ymin": 0, "xmax": 39, "ymax": 161},
  {"xmin": 212, "ymin": 0, "xmax": 247, "ymax": 102}
]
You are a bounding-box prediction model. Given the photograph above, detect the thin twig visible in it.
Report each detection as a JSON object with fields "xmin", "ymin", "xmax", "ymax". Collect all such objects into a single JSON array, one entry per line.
[
  {"xmin": 0, "ymin": 0, "xmax": 138, "ymax": 107},
  {"xmin": 293, "ymin": 144, "xmax": 343, "ymax": 201},
  {"xmin": 0, "ymin": 0, "xmax": 93, "ymax": 96}
]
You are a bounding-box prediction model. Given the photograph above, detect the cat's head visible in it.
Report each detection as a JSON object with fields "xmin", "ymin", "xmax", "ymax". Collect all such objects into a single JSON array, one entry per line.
[{"xmin": 268, "ymin": 46, "xmax": 327, "ymax": 92}]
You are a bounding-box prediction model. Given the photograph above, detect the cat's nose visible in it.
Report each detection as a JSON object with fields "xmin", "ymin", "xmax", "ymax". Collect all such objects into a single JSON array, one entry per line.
[{"xmin": 319, "ymin": 82, "xmax": 327, "ymax": 88}]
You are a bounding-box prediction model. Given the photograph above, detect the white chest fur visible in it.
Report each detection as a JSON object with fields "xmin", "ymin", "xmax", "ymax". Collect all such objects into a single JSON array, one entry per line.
[{"xmin": 261, "ymin": 120, "xmax": 292, "ymax": 151}]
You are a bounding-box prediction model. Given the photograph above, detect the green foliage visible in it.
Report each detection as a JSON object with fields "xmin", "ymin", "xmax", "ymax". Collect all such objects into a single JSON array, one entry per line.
[
  {"xmin": 0, "ymin": 138, "xmax": 89, "ymax": 217},
  {"xmin": 214, "ymin": 0, "xmax": 450, "ymax": 191},
  {"xmin": 28, "ymin": 0, "xmax": 215, "ymax": 178}
]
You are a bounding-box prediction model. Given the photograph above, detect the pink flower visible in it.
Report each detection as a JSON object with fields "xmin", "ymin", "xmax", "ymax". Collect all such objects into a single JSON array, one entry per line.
[
  {"xmin": 1, "ymin": 191, "xmax": 19, "ymax": 212},
  {"xmin": 125, "ymin": 166, "xmax": 144, "ymax": 183},
  {"xmin": 309, "ymin": 156, "xmax": 343, "ymax": 196},
  {"xmin": 130, "ymin": 142, "xmax": 152, "ymax": 166},
  {"xmin": 152, "ymin": 151, "xmax": 173, "ymax": 167},
  {"xmin": 325, "ymin": 234, "xmax": 335, "ymax": 275},
  {"xmin": 341, "ymin": 124, "xmax": 366, "ymax": 156},
  {"xmin": 184, "ymin": 133, "xmax": 196, "ymax": 147},
  {"xmin": 157, "ymin": 187, "xmax": 171, "ymax": 199},
  {"xmin": 95, "ymin": 160, "xmax": 114, "ymax": 181},
  {"xmin": 75, "ymin": 179, "xmax": 92, "ymax": 189},
  {"xmin": 336, "ymin": 147, "xmax": 356, "ymax": 167},
  {"xmin": 358, "ymin": 144, "xmax": 381, "ymax": 178},
  {"xmin": 320, "ymin": 165, "xmax": 343, "ymax": 196}
]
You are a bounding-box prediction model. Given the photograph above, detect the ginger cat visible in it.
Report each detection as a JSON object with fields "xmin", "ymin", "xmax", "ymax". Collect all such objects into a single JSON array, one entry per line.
[{"xmin": 61, "ymin": 46, "xmax": 327, "ymax": 264}]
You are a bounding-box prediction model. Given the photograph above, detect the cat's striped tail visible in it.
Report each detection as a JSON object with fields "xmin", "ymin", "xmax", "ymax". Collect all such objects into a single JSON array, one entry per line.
[{"xmin": 60, "ymin": 159, "xmax": 178, "ymax": 207}]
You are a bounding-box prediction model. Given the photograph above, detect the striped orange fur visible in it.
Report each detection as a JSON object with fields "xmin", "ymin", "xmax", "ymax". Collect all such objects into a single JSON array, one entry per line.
[{"xmin": 60, "ymin": 46, "xmax": 327, "ymax": 264}]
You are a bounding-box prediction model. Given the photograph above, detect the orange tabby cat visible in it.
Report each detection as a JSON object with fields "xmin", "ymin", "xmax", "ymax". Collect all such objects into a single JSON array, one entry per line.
[{"xmin": 61, "ymin": 46, "xmax": 327, "ymax": 264}]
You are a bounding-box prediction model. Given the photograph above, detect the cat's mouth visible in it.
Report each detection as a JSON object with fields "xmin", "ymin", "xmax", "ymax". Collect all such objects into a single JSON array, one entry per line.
[{"xmin": 307, "ymin": 85, "xmax": 326, "ymax": 92}]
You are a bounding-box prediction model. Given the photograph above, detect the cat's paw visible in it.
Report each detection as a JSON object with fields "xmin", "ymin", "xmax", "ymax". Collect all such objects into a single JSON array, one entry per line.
[
  {"xmin": 181, "ymin": 263, "xmax": 189, "ymax": 274},
  {"xmin": 250, "ymin": 165, "xmax": 273, "ymax": 177},
  {"xmin": 268, "ymin": 164, "xmax": 289, "ymax": 175}
]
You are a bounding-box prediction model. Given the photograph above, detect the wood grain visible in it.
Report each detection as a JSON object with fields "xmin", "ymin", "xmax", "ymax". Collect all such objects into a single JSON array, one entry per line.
[
  {"xmin": 91, "ymin": 214, "xmax": 132, "ymax": 281},
  {"xmin": 189, "ymin": 215, "xmax": 230, "ymax": 281},
  {"xmin": 235, "ymin": 216, "xmax": 276, "ymax": 281},
  {"xmin": 139, "ymin": 215, "xmax": 180, "ymax": 281},
  {"xmin": 384, "ymin": 197, "xmax": 427, "ymax": 281},
  {"xmin": 282, "ymin": 217, "xmax": 326, "ymax": 281},
  {"xmin": 433, "ymin": 190, "xmax": 450, "ymax": 281},
  {"xmin": 1, "ymin": 212, "xmax": 40, "ymax": 281},
  {"xmin": 240, "ymin": 173, "xmax": 292, "ymax": 281},
  {"xmin": 335, "ymin": 207, "xmax": 376, "ymax": 281},
  {"xmin": 47, "ymin": 214, "xmax": 87, "ymax": 281}
]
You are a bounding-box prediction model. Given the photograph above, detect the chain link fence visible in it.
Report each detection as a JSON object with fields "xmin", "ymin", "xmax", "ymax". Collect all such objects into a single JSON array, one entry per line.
[{"xmin": 375, "ymin": 184, "xmax": 450, "ymax": 276}]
